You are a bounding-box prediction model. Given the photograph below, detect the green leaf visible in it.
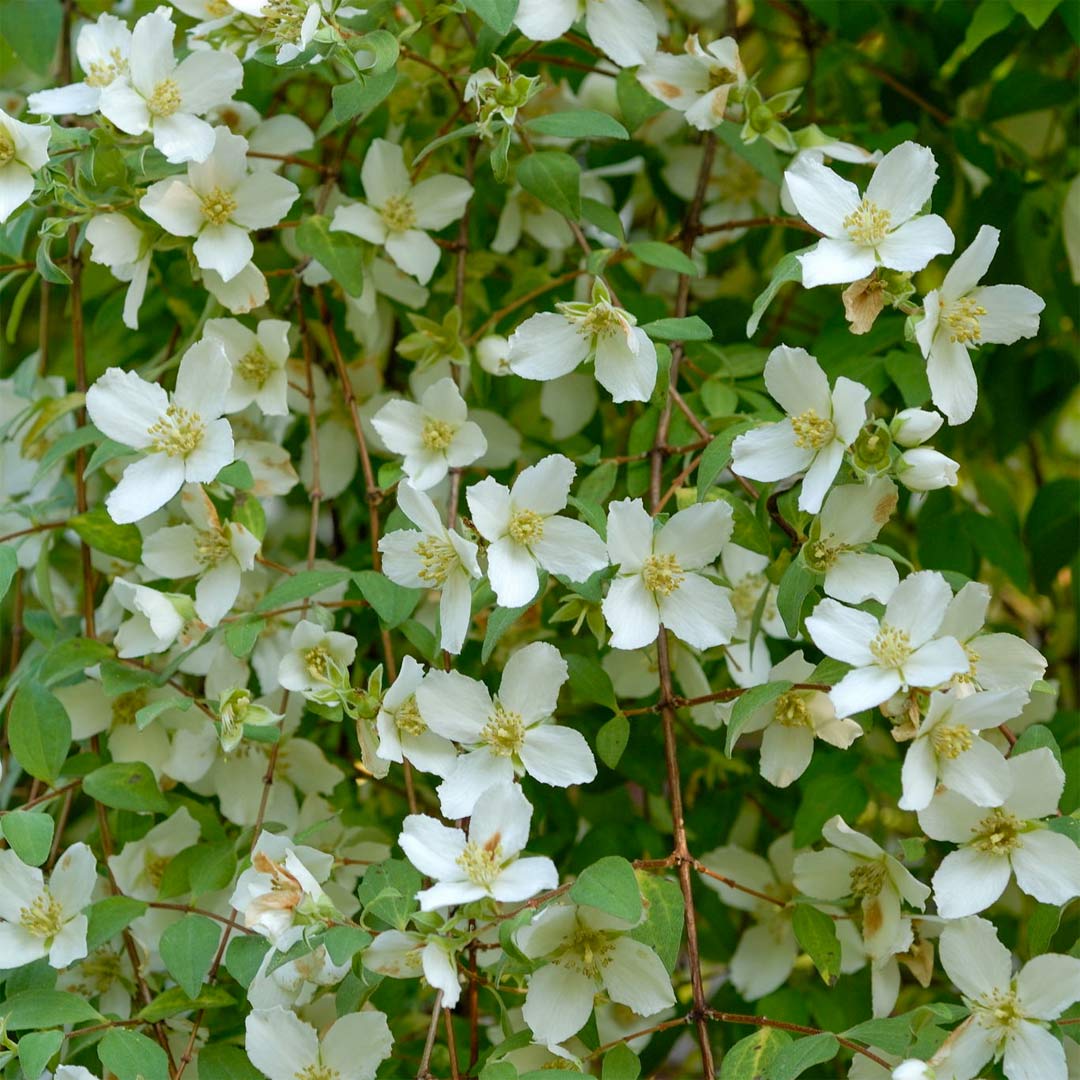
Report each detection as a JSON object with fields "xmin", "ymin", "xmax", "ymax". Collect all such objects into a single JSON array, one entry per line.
[
  {"xmin": 596, "ymin": 713, "xmax": 630, "ymax": 770},
  {"xmin": 777, "ymin": 559, "xmax": 817, "ymax": 637},
  {"xmin": 137, "ymin": 984, "xmax": 235, "ymax": 1023},
  {"xmin": 18, "ymin": 1028, "xmax": 64, "ymax": 1080},
  {"xmin": 99, "ymin": 1027, "xmax": 170, "ymax": 1080},
  {"xmin": 1025, "ymin": 478, "xmax": 1079, "ymax": 592},
  {"xmin": 159, "ymin": 914, "xmax": 221, "ymax": 999},
  {"xmin": 615, "ymin": 68, "xmax": 666, "ymax": 131},
  {"xmin": 725, "ymin": 680, "xmax": 794, "ymax": 757},
  {"xmin": 527, "ymin": 110, "xmax": 629, "ymax": 141},
  {"xmin": 0, "ymin": 0, "xmax": 62, "ymax": 73},
  {"xmin": 482, "ymin": 595, "xmax": 535, "ymax": 663},
  {"xmin": 768, "ymin": 1033, "xmax": 840, "ymax": 1080},
  {"xmin": 1, "ymin": 990, "xmax": 102, "ymax": 1029},
  {"xmin": 225, "ymin": 934, "xmax": 271, "ymax": 989},
  {"xmin": 602, "ymin": 1042, "xmax": 640, "ymax": 1080},
  {"xmin": 517, "ymin": 151, "xmax": 582, "ymax": 220},
  {"xmin": 570, "ymin": 856, "xmax": 642, "ymax": 923},
  {"xmin": 69, "ymin": 507, "xmax": 142, "ymax": 563},
  {"xmin": 357, "ymin": 858, "xmax": 422, "ymax": 930},
  {"xmin": 84, "ymin": 437, "xmax": 135, "ymax": 478},
  {"xmin": 189, "ymin": 840, "xmax": 239, "ymax": 895},
  {"xmin": 642, "ymin": 316, "xmax": 712, "ymax": 341},
  {"xmin": 1011, "ymin": 723, "xmax": 1063, "ymax": 767},
  {"xmin": 136, "ymin": 695, "xmax": 191, "ymax": 731},
  {"xmin": 331, "ymin": 67, "xmax": 398, "ymax": 124},
  {"xmin": 718, "ymin": 1028, "xmax": 791, "ymax": 1079},
  {"xmin": 631, "ymin": 874, "xmax": 684, "ymax": 973},
  {"xmin": 1027, "ymin": 902, "xmax": 1062, "ymax": 955},
  {"xmin": 1010, "ymin": 0, "xmax": 1062, "ymax": 27},
  {"xmin": 746, "ymin": 247, "xmax": 813, "ymax": 338},
  {"xmin": 354, "ymin": 569, "xmax": 422, "ymax": 627},
  {"xmin": 1, "ymin": 811, "xmax": 54, "ymax": 866},
  {"xmin": 9, "ymin": 681, "xmax": 71, "ymax": 784},
  {"xmin": 715, "ymin": 119, "xmax": 783, "ymax": 185},
  {"xmin": 31, "ymin": 424, "xmax": 100, "ymax": 486},
  {"xmin": 793, "ymin": 770, "xmax": 868, "ymax": 848},
  {"xmin": 791, "ymin": 904, "xmax": 841, "ymax": 986},
  {"xmin": 82, "ymin": 761, "xmax": 168, "ymax": 814},
  {"xmin": 566, "ymin": 653, "xmax": 618, "ymax": 710},
  {"xmin": 629, "ymin": 241, "xmax": 698, "ymax": 276},
  {"xmin": 842, "ymin": 1014, "xmax": 914, "ymax": 1057},
  {"xmin": 197, "ymin": 1044, "xmax": 264, "ymax": 1080},
  {"xmin": 216, "ymin": 459, "xmax": 253, "ymax": 490},
  {"xmin": 295, "ymin": 215, "xmax": 368, "ymax": 297},
  {"xmin": 697, "ymin": 421, "xmax": 754, "ymax": 499},
  {"xmin": 254, "ymin": 568, "xmax": 354, "ymax": 613},
  {"xmin": 462, "ymin": 0, "xmax": 519, "ymax": 35},
  {"xmin": 962, "ymin": 511, "xmax": 1029, "ymax": 589},
  {"xmin": 581, "ymin": 198, "xmax": 625, "ymax": 242},
  {"xmin": 85, "ymin": 896, "xmax": 148, "ymax": 951},
  {"xmin": 226, "ymin": 617, "xmax": 266, "ymax": 658},
  {"xmin": 320, "ymin": 925, "xmax": 373, "ymax": 966},
  {"xmin": 0, "ymin": 543, "xmax": 16, "ymax": 601},
  {"xmin": 38, "ymin": 638, "xmax": 113, "ymax": 686}
]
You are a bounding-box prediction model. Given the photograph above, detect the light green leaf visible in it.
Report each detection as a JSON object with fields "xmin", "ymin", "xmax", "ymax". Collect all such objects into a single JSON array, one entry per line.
[
  {"xmin": 85, "ymin": 896, "xmax": 149, "ymax": 951},
  {"xmin": 99, "ymin": 1027, "xmax": 170, "ymax": 1080},
  {"xmin": 1, "ymin": 810, "xmax": 54, "ymax": 866},
  {"xmin": 629, "ymin": 241, "xmax": 698, "ymax": 276},
  {"xmin": 570, "ymin": 856, "xmax": 642, "ymax": 923},
  {"xmin": 18, "ymin": 1028, "xmax": 64, "ymax": 1080},
  {"xmin": 8, "ymin": 681, "xmax": 71, "ymax": 784},
  {"xmin": 769, "ymin": 1033, "xmax": 840, "ymax": 1080},
  {"xmin": 602, "ymin": 1042, "xmax": 640, "ymax": 1080},
  {"xmin": 139, "ymin": 986, "xmax": 236, "ymax": 1024},
  {"xmin": 295, "ymin": 215, "xmax": 368, "ymax": 297},
  {"xmin": 746, "ymin": 247, "xmax": 813, "ymax": 338},
  {"xmin": 526, "ymin": 110, "xmax": 629, "ymax": 141},
  {"xmin": 0, "ymin": 0, "xmax": 62, "ymax": 73},
  {"xmin": 0, "ymin": 543, "xmax": 16, "ymax": 601},
  {"xmin": 517, "ymin": 152, "xmax": 582, "ymax": 220},
  {"xmin": 725, "ymin": 680, "xmax": 794, "ymax": 757},
  {"xmin": 791, "ymin": 903, "xmax": 841, "ymax": 986},
  {"xmin": 354, "ymin": 569, "xmax": 422, "ymax": 627},
  {"xmin": 2, "ymin": 991, "xmax": 102, "ymax": 1029},
  {"xmin": 82, "ymin": 761, "xmax": 168, "ymax": 814},
  {"xmin": 697, "ymin": 421, "xmax": 754, "ymax": 499},
  {"xmin": 631, "ymin": 874, "xmax": 684, "ymax": 973},
  {"xmin": 596, "ymin": 713, "xmax": 630, "ymax": 770},
  {"xmin": 777, "ymin": 559, "xmax": 817, "ymax": 638},
  {"xmin": 159, "ymin": 914, "xmax": 222, "ymax": 999},
  {"xmin": 642, "ymin": 316, "xmax": 712, "ymax": 341},
  {"xmin": 254, "ymin": 568, "xmax": 354, "ymax": 613},
  {"xmin": 462, "ymin": 0, "xmax": 519, "ymax": 34},
  {"xmin": 718, "ymin": 1028, "xmax": 792, "ymax": 1079},
  {"xmin": 69, "ymin": 507, "xmax": 143, "ymax": 563}
]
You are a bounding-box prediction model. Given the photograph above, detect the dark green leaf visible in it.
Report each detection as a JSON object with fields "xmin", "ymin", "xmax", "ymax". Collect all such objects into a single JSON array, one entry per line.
[
  {"xmin": 8, "ymin": 681, "xmax": 71, "ymax": 784},
  {"xmin": 354, "ymin": 569, "xmax": 422, "ymax": 627},
  {"xmin": 596, "ymin": 713, "xmax": 630, "ymax": 770},
  {"xmin": 791, "ymin": 904, "xmax": 841, "ymax": 986},
  {"xmin": 768, "ymin": 1033, "xmax": 840, "ymax": 1079},
  {"xmin": 99, "ymin": 1027, "xmax": 170, "ymax": 1080},
  {"xmin": 527, "ymin": 110, "xmax": 629, "ymax": 141},
  {"xmin": 642, "ymin": 316, "xmax": 712, "ymax": 341},
  {"xmin": 85, "ymin": 896, "xmax": 148, "ymax": 951},
  {"xmin": 82, "ymin": 761, "xmax": 168, "ymax": 814},
  {"xmin": 747, "ymin": 248, "xmax": 813, "ymax": 338},
  {"xmin": 516, "ymin": 152, "xmax": 581, "ymax": 220},
  {"xmin": 295, "ymin": 215, "xmax": 368, "ymax": 297},
  {"xmin": 159, "ymin": 914, "xmax": 222, "ymax": 999}
]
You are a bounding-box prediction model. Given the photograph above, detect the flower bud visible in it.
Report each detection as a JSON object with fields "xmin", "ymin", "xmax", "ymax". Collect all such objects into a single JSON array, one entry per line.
[
  {"xmin": 852, "ymin": 422, "xmax": 893, "ymax": 474},
  {"xmin": 897, "ymin": 447, "xmax": 959, "ymax": 491},
  {"xmin": 891, "ymin": 408, "xmax": 943, "ymax": 447},
  {"xmin": 892, "ymin": 1061, "xmax": 935, "ymax": 1080}
]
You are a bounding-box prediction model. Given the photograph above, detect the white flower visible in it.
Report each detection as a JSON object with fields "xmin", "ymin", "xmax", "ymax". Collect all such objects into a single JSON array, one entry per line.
[
  {"xmin": 508, "ymin": 283, "xmax": 658, "ymax": 404},
  {"xmin": 141, "ymin": 126, "xmax": 298, "ymax": 282},
  {"xmin": 805, "ymin": 478, "xmax": 900, "ymax": 604},
  {"xmin": 730, "ymin": 651, "xmax": 863, "ymax": 788},
  {"xmin": 721, "ymin": 543, "xmax": 786, "ymax": 639},
  {"xmin": 602, "ymin": 498, "xmax": 736, "ymax": 651},
  {"xmin": 112, "ymin": 579, "xmax": 196, "ymax": 657},
  {"xmin": 379, "ymin": 481, "xmax": 482, "ymax": 655},
  {"xmin": 779, "ymin": 134, "xmax": 882, "ymax": 216},
  {"xmin": 513, "ymin": 0, "xmax": 657, "ymax": 68},
  {"xmin": 915, "ymin": 225, "xmax": 1044, "ymax": 425},
  {"xmin": 794, "ymin": 816, "xmax": 930, "ymax": 956},
  {"xmin": 28, "ymin": 12, "xmax": 132, "ymax": 117},
  {"xmin": 203, "ymin": 317, "xmax": 291, "ymax": 415},
  {"xmin": 516, "ymin": 903, "xmax": 675, "ymax": 1047},
  {"xmin": 98, "ymin": 10, "xmax": 243, "ymax": 164},
  {"xmin": 85, "ymin": 213, "xmax": 152, "ymax": 330},
  {"xmin": 0, "ymin": 107, "xmax": 50, "ymax": 223},
  {"xmin": 277, "ymin": 619, "xmax": 356, "ymax": 705},
  {"xmin": 0, "ymin": 843, "xmax": 96, "ymax": 968},
  {"xmin": 363, "ymin": 929, "xmax": 462, "ymax": 1008},
  {"xmin": 419, "ymin": 642, "xmax": 595, "ymax": 818},
  {"xmin": 638, "ymin": 35, "xmax": 744, "ymax": 130},
  {"xmin": 898, "ymin": 686, "xmax": 1026, "ymax": 812},
  {"xmin": 492, "ymin": 186, "xmax": 574, "ymax": 254},
  {"xmin": 806, "ymin": 570, "xmax": 969, "ymax": 717},
  {"xmin": 938, "ymin": 582, "xmax": 1047, "ymax": 694},
  {"xmin": 108, "ymin": 807, "xmax": 200, "ymax": 900},
  {"xmin": 246, "ymin": 923, "xmax": 351, "ymax": 1011},
  {"xmin": 890, "ymin": 408, "xmax": 943, "ymax": 448},
  {"xmin": 142, "ymin": 484, "xmax": 260, "ymax": 626},
  {"xmin": 919, "ymin": 747, "xmax": 1080, "ymax": 918},
  {"xmin": 466, "ymin": 454, "xmax": 608, "ymax": 608},
  {"xmin": 732, "ymin": 345, "xmax": 870, "ymax": 513},
  {"xmin": 785, "ymin": 141, "xmax": 955, "ymax": 288},
  {"xmin": 372, "ymin": 378, "xmax": 486, "ymax": 491},
  {"xmin": 86, "ymin": 338, "xmax": 235, "ymax": 523},
  {"xmin": 331, "ymin": 139, "xmax": 472, "ymax": 284},
  {"xmin": 245, "ymin": 1006, "xmax": 393, "ymax": 1080},
  {"xmin": 399, "ymin": 781, "xmax": 558, "ymax": 910},
  {"xmin": 375, "ymin": 656, "xmax": 458, "ymax": 777},
  {"xmin": 202, "ymin": 261, "xmax": 270, "ymax": 313},
  {"xmin": 897, "ymin": 447, "xmax": 960, "ymax": 492},
  {"xmin": 930, "ymin": 916, "xmax": 1080, "ymax": 1080},
  {"xmin": 218, "ymin": 687, "xmax": 283, "ymax": 753}
]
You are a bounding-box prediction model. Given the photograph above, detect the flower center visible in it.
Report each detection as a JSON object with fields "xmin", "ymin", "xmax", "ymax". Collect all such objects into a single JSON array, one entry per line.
[
  {"xmin": 304, "ymin": 645, "xmax": 333, "ymax": 682},
  {"xmin": 791, "ymin": 409, "xmax": 835, "ymax": 450},
  {"xmin": 508, "ymin": 508, "xmax": 544, "ymax": 546},
  {"xmin": 869, "ymin": 624, "xmax": 912, "ymax": 669},
  {"xmin": 111, "ymin": 687, "xmax": 149, "ymax": 727},
  {"xmin": 195, "ymin": 527, "xmax": 231, "ymax": 566},
  {"xmin": 564, "ymin": 926, "xmax": 615, "ymax": 979},
  {"xmin": 380, "ymin": 193, "xmax": 417, "ymax": 232},
  {"xmin": 421, "ymin": 418, "xmax": 456, "ymax": 451},
  {"xmin": 81, "ymin": 950, "xmax": 123, "ymax": 992},
  {"xmin": 642, "ymin": 553, "xmax": 683, "ymax": 596},
  {"xmin": 579, "ymin": 302, "xmax": 625, "ymax": 341},
  {"xmin": 262, "ymin": 0, "xmax": 307, "ymax": 43},
  {"xmin": 843, "ymin": 199, "xmax": 892, "ymax": 246},
  {"xmin": 930, "ymin": 722, "xmax": 973, "ymax": 759},
  {"xmin": 480, "ymin": 703, "xmax": 526, "ymax": 758},
  {"xmin": 144, "ymin": 852, "xmax": 171, "ymax": 888},
  {"xmin": 773, "ymin": 691, "xmax": 812, "ymax": 728},
  {"xmin": 148, "ymin": 78, "xmax": 182, "ymax": 118},
  {"xmin": 294, "ymin": 1065, "xmax": 339, "ymax": 1080},
  {"xmin": 237, "ymin": 345, "xmax": 273, "ymax": 387},
  {"xmin": 944, "ymin": 297, "xmax": 988, "ymax": 345},
  {"xmin": 804, "ymin": 539, "xmax": 841, "ymax": 572},
  {"xmin": 148, "ymin": 403, "xmax": 205, "ymax": 457},
  {"xmin": 206, "ymin": 0, "xmax": 233, "ymax": 15},
  {"xmin": 0, "ymin": 129, "xmax": 15, "ymax": 167},
  {"xmin": 972, "ymin": 808, "xmax": 1023, "ymax": 855},
  {"xmin": 395, "ymin": 694, "xmax": 427, "ymax": 737},
  {"xmin": 456, "ymin": 837, "xmax": 503, "ymax": 889},
  {"xmin": 849, "ymin": 860, "xmax": 887, "ymax": 897},
  {"xmin": 85, "ymin": 48, "xmax": 128, "ymax": 88},
  {"xmin": 956, "ymin": 643, "xmax": 980, "ymax": 685},
  {"xmin": 200, "ymin": 186, "xmax": 237, "ymax": 226},
  {"xmin": 19, "ymin": 888, "xmax": 65, "ymax": 939},
  {"xmin": 979, "ymin": 990, "xmax": 1024, "ymax": 1030},
  {"xmin": 730, "ymin": 572, "xmax": 767, "ymax": 618},
  {"xmin": 415, "ymin": 536, "xmax": 457, "ymax": 586}
]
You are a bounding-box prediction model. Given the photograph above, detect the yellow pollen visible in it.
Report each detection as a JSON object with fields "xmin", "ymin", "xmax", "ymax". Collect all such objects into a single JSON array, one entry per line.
[
  {"xmin": 111, "ymin": 688, "xmax": 149, "ymax": 727},
  {"xmin": 147, "ymin": 403, "xmax": 205, "ymax": 457},
  {"xmin": 200, "ymin": 186, "xmax": 237, "ymax": 226},
  {"xmin": 580, "ymin": 303, "xmax": 625, "ymax": 340},
  {"xmin": 80, "ymin": 950, "xmax": 123, "ymax": 992},
  {"xmin": 0, "ymin": 128, "xmax": 16, "ymax": 167},
  {"xmin": 508, "ymin": 508, "xmax": 545, "ymax": 546},
  {"xmin": 869, "ymin": 624, "xmax": 912, "ymax": 668},
  {"xmin": 843, "ymin": 199, "xmax": 892, "ymax": 246},
  {"xmin": 144, "ymin": 852, "xmax": 171, "ymax": 888},
  {"xmin": 148, "ymin": 78, "xmax": 182, "ymax": 118},
  {"xmin": 415, "ymin": 536, "xmax": 457, "ymax": 586},
  {"xmin": 421, "ymin": 418, "xmax": 456, "ymax": 451},
  {"xmin": 730, "ymin": 573, "xmax": 767, "ymax": 618},
  {"xmin": 480, "ymin": 703, "xmax": 526, "ymax": 758},
  {"xmin": 981, "ymin": 990, "xmax": 1024, "ymax": 1030},
  {"xmin": 85, "ymin": 48, "xmax": 128, "ymax": 88},
  {"xmin": 194, "ymin": 527, "xmax": 231, "ymax": 566},
  {"xmin": 804, "ymin": 539, "xmax": 840, "ymax": 572},
  {"xmin": 395, "ymin": 694, "xmax": 427, "ymax": 737},
  {"xmin": 791, "ymin": 409, "xmax": 835, "ymax": 450},
  {"xmin": 262, "ymin": 0, "xmax": 306, "ymax": 42},
  {"xmin": 773, "ymin": 691, "xmax": 812, "ymax": 729},
  {"xmin": 237, "ymin": 345, "xmax": 273, "ymax": 387},
  {"xmin": 304, "ymin": 645, "xmax": 332, "ymax": 681},
  {"xmin": 956, "ymin": 643, "xmax": 981, "ymax": 684},
  {"xmin": 206, "ymin": 0, "xmax": 233, "ymax": 15},
  {"xmin": 19, "ymin": 888, "xmax": 65, "ymax": 939},
  {"xmin": 972, "ymin": 808, "xmax": 1023, "ymax": 855},
  {"xmin": 642, "ymin": 552, "xmax": 683, "ymax": 596},
  {"xmin": 564, "ymin": 926, "xmax": 615, "ymax": 979},
  {"xmin": 849, "ymin": 861, "xmax": 887, "ymax": 898},
  {"xmin": 294, "ymin": 1066, "xmax": 339, "ymax": 1080},
  {"xmin": 944, "ymin": 297, "xmax": 988, "ymax": 344},
  {"xmin": 380, "ymin": 193, "xmax": 417, "ymax": 232},
  {"xmin": 456, "ymin": 839, "xmax": 503, "ymax": 888},
  {"xmin": 930, "ymin": 722, "xmax": 973, "ymax": 759}
]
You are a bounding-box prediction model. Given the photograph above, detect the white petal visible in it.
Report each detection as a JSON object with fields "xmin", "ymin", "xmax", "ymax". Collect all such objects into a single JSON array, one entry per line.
[
  {"xmin": 86, "ymin": 368, "xmax": 166, "ymax": 448},
  {"xmin": 108, "ymin": 455, "xmax": 185, "ymax": 523},
  {"xmin": 731, "ymin": 421, "xmax": 812, "ymax": 482},
  {"xmin": 805, "ymin": 600, "xmax": 878, "ymax": 665},
  {"xmin": 231, "ymin": 171, "xmax": 300, "ymax": 229},
  {"xmin": 927, "ymin": 337, "xmax": 977, "ymax": 426},
  {"xmin": 876, "ymin": 215, "xmax": 954, "ymax": 273},
  {"xmin": 509, "ymin": 312, "xmax": 588, "ymax": 381},
  {"xmin": 520, "ymin": 725, "xmax": 597, "ymax": 788},
  {"xmin": 825, "ymin": 552, "xmax": 899, "ymax": 605},
  {"xmin": 172, "ymin": 48, "xmax": 243, "ymax": 115},
  {"xmin": 386, "ymin": 229, "xmax": 441, "ymax": 284},
  {"xmin": 932, "ymin": 848, "xmax": 1010, "ymax": 918},
  {"xmin": 245, "ymin": 1007, "xmax": 319, "ymax": 1080},
  {"xmin": 153, "ymin": 113, "xmax": 217, "ymax": 165},
  {"xmin": 829, "ymin": 666, "xmax": 902, "ymax": 717},
  {"xmin": 416, "ymin": 669, "xmax": 492, "ymax": 742},
  {"xmin": 606, "ymin": 497, "xmax": 652, "ymax": 571},
  {"xmin": 902, "ymin": 638, "xmax": 968, "ymax": 688},
  {"xmin": 532, "ymin": 515, "xmax": 608, "ymax": 582},
  {"xmin": 500, "ymin": 641, "xmax": 567, "ymax": 722},
  {"xmin": 1015, "ymin": 954, "xmax": 1080, "ymax": 1020},
  {"xmin": 438, "ymin": 570, "xmax": 474, "ymax": 655},
  {"xmin": 798, "ymin": 237, "xmax": 877, "ymax": 288},
  {"xmin": 522, "ymin": 963, "xmax": 596, "ymax": 1046},
  {"xmin": 486, "ymin": 536, "xmax": 540, "ymax": 609},
  {"xmin": 194, "ymin": 221, "xmax": 254, "ymax": 282},
  {"xmin": 398, "ymin": 815, "xmax": 465, "ymax": 880},
  {"xmin": 1011, "ymin": 829, "xmax": 1080, "ymax": 906},
  {"xmin": 99, "ymin": 80, "xmax": 151, "ymax": 135},
  {"xmin": 603, "ymin": 575, "xmax": 659, "ymax": 651},
  {"xmin": 898, "ymin": 736, "xmax": 939, "ymax": 812},
  {"xmin": 764, "ymin": 345, "xmax": 831, "ymax": 417},
  {"xmin": 585, "ymin": 0, "xmax": 657, "ymax": 67},
  {"xmin": 410, "ymin": 174, "xmax": 473, "ymax": 231},
  {"xmin": 512, "ymin": 453, "xmax": 575, "ymax": 515},
  {"xmin": 320, "ymin": 1013, "xmax": 393, "ymax": 1080},
  {"xmin": 48, "ymin": 843, "xmax": 96, "ymax": 914},
  {"xmin": 361, "ymin": 139, "xmax": 410, "ymax": 207},
  {"xmin": 885, "ymin": 570, "xmax": 952, "ymax": 646},
  {"xmin": 602, "ymin": 937, "xmax": 676, "ymax": 1016},
  {"xmin": 940, "ymin": 739, "xmax": 1011, "ymax": 808},
  {"xmin": 465, "ymin": 475, "xmax": 512, "ymax": 540},
  {"xmin": 942, "ymin": 224, "xmax": 998, "ymax": 300},
  {"xmin": 331, "ymin": 201, "xmax": 386, "ymax": 243},
  {"xmin": 784, "ymin": 156, "xmax": 861, "ymax": 235},
  {"xmin": 655, "ymin": 501, "xmax": 733, "ymax": 569},
  {"xmin": 1002, "ymin": 1020, "xmax": 1068, "ymax": 1080},
  {"xmin": 659, "ymin": 575, "xmax": 736, "ymax": 650},
  {"xmin": 491, "ymin": 856, "xmax": 558, "ymax": 902},
  {"xmin": 865, "ymin": 142, "xmax": 938, "ymax": 224},
  {"xmin": 27, "ymin": 82, "xmax": 101, "ymax": 117},
  {"xmin": 593, "ymin": 327, "xmax": 657, "ymax": 403},
  {"xmin": 972, "ymin": 284, "xmax": 1044, "ymax": 344},
  {"xmin": 468, "ymin": 781, "xmax": 533, "ymax": 856},
  {"xmin": 798, "ymin": 439, "xmax": 845, "ymax": 514},
  {"xmin": 794, "ymin": 848, "xmax": 858, "ymax": 900},
  {"xmin": 436, "ymin": 749, "xmax": 513, "ymax": 819},
  {"xmin": 759, "ymin": 725, "xmax": 814, "ymax": 787}
]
